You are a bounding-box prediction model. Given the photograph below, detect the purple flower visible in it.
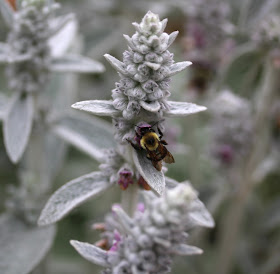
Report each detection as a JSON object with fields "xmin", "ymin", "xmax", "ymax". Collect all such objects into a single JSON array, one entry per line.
[
  {"xmin": 117, "ymin": 169, "xmax": 134, "ymax": 190},
  {"xmin": 109, "ymin": 230, "xmax": 122, "ymax": 252}
]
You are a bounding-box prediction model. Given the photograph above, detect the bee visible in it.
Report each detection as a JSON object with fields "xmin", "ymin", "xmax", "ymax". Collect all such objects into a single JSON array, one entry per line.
[{"xmin": 127, "ymin": 122, "xmax": 175, "ymax": 171}]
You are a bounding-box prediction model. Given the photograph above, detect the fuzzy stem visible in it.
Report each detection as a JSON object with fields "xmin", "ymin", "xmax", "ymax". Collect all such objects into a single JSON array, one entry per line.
[
  {"xmin": 121, "ymin": 182, "xmax": 139, "ymax": 217},
  {"xmin": 216, "ymin": 57, "xmax": 280, "ymax": 274},
  {"xmin": 120, "ymin": 146, "xmax": 139, "ymax": 217}
]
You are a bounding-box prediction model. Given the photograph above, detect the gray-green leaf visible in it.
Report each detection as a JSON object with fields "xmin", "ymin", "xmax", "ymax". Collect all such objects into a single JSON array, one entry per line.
[
  {"xmin": 38, "ymin": 172, "xmax": 111, "ymax": 226},
  {"xmin": 165, "ymin": 101, "xmax": 207, "ymax": 117},
  {"xmin": 70, "ymin": 240, "xmax": 109, "ymax": 267},
  {"xmin": 168, "ymin": 61, "xmax": 192, "ymax": 77},
  {"xmin": 0, "ymin": 0, "xmax": 14, "ymax": 27},
  {"xmin": 72, "ymin": 100, "xmax": 120, "ymax": 117},
  {"xmin": 0, "ymin": 214, "xmax": 56, "ymax": 274},
  {"xmin": 48, "ymin": 19, "xmax": 78, "ymax": 58},
  {"xmin": 49, "ymin": 13, "xmax": 76, "ymax": 37},
  {"xmin": 50, "ymin": 54, "xmax": 105, "ymax": 73},
  {"xmin": 52, "ymin": 112, "xmax": 115, "ymax": 162},
  {"xmin": 104, "ymin": 53, "xmax": 127, "ymax": 75},
  {"xmin": 189, "ymin": 199, "xmax": 215, "ymax": 228},
  {"xmin": 132, "ymin": 149, "xmax": 165, "ymax": 196},
  {"xmin": 4, "ymin": 93, "xmax": 34, "ymax": 163},
  {"xmin": 167, "ymin": 31, "xmax": 179, "ymax": 48},
  {"xmin": 223, "ymin": 44, "xmax": 263, "ymax": 95},
  {"xmin": 170, "ymin": 244, "xmax": 203, "ymax": 255}
]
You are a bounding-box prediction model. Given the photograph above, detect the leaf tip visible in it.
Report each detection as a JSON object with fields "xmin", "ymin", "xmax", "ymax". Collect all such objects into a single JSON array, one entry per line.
[
  {"xmin": 37, "ymin": 214, "xmax": 48, "ymax": 227},
  {"xmin": 70, "ymin": 239, "xmax": 79, "ymax": 248},
  {"xmin": 71, "ymin": 102, "xmax": 80, "ymax": 109}
]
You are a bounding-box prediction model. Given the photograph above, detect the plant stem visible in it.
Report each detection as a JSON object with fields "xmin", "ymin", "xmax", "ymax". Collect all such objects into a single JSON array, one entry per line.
[
  {"xmin": 121, "ymin": 146, "xmax": 139, "ymax": 217},
  {"xmin": 121, "ymin": 183, "xmax": 139, "ymax": 217},
  {"xmin": 216, "ymin": 57, "xmax": 280, "ymax": 274}
]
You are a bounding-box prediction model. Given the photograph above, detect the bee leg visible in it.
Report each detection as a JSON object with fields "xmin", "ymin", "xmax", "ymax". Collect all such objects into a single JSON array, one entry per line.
[
  {"xmin": 126, "ymin": 138, "xmax": 140, "ymax": 150},
  {"xmin": 157, "ymin": 126, "xmax": 163, "ymax": 139},
  {"xmin": 160, "ymin": 139, "xmax": 168, "ymax": 145}
]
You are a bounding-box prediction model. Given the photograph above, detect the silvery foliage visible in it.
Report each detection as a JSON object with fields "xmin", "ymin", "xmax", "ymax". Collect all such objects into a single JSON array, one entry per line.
[
  {"xmin": 0, "ymin": 0, "xmax": 105, "ymax": 163},
  {"xmin": 0, "ymin": 1, "xmax": 110, "ymax": 273},
  {"xmin": 71, "ymin": 183, "xmax": 214, "ymax": 274},
  {"xmin": 209, "ymin": 90, "xmax": 254, "ymax": 167},
  {"xmin": 38, "ymin": 148, "xmax": 129, "ymax": 225},
  {"xmin": 38, "ymin": 11, "xmax": 208, "ymax": 228},
  {"xmin": 0, "ymin": 213, "xmax": 56, "ymax": 274}
]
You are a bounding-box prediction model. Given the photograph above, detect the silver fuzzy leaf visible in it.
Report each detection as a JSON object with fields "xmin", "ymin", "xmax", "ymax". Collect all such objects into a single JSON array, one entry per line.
[
  {"xmin": 52, "ymin": 112, "xmax": 115, "ymax": 162},
  {"xmin": 70, "ymin": 240, "xmax": 109, "ymax": 267},
  {"xmin": 38, "ymin": 172, "xmax": 111, "ymax": 226},
  {"xmin": 165, "ymin": 101, "xmax": 207, "ymax": 117},
  {"xmin": 133, "ymin": 149, "xmax": 165, "ymax": 196},
  {"xmin": 0, "ymin": 214, "xmax": 56, "ymax": 274},
  {"xmin": 4, "ymin": 93, "xmax": 34, "ymax": 163},
  {"xmin": 72, "ymin": 100, "xmax": 120, "ymax": 117},
  {"xmin": 50, "ymin": 54, "xmax": 105, "ymax": 73}
]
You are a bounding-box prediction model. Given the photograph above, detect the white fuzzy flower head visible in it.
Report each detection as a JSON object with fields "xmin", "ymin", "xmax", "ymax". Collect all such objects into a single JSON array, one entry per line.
[
  {"xmin": 5, "ymin": 1, "xmax": 52, "ymax": 94},
  {"xmin": 71, "ymin": 183, "xmax": 214, "ymax": 274},
  {"xmin": 209, "ymin": 90, "xmax": 254, "ymax": 166},
  {"xmin": 138, "ymin": 11, "xmax": 163, "ymax": 36},
  {"xmin": 165, "ymin": 183, "xmax": 197, "ymax": 207}
]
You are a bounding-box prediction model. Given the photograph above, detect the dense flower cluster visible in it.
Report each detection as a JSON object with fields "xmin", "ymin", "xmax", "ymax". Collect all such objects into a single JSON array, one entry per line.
[
  {"xmin": 99, "ymin": 149, "xmax": 126, "ymax": 184},
  {"xmin": 99, "ymin": 148, "xmax": 152, "ymax": 190},
  {"xmin": 5, "ymin": 0, "xmax": 53, "ymax": 94},
  {"xmin": 99, "ymin": 149, "xmax": 138, "ymax": 190},
  {"xmin": 5, "ymin": 170, "xmax": 46, "ymax": 224},
  {"xmin": 102, "ymin": 11, "xmax": 194, "ymax": 142},
  {"xmin": 210, "ymin": 91, "xmax": 254, "ymax": 166},
  {"xmin": 111, "ymin": 11, "xmax": 174, "ymax": 119},
  {"xmin": 72, "ymin": 184, "xmax": 214, "ymax": 274}
]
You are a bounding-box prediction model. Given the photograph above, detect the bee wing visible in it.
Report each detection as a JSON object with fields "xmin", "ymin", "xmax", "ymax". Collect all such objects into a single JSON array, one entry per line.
[
  {"xmin": 152, "ymin": 160, "xmax": 162, "ymax": 171},
  {"xmin": 163, "ymin": 150, "xmax": 175, "ymax": 164}
]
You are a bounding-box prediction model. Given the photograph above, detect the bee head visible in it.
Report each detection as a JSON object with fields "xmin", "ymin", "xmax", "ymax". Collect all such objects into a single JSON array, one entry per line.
[{"xmin": 135, "ymin": 122, "xmax": 153, "ymax": 137}]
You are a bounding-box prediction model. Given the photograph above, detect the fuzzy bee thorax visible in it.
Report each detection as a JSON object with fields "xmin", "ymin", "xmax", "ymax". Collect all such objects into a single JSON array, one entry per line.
[{"xmin": 140, "ymin": 132, "xmax": 160, "ymax": 150}]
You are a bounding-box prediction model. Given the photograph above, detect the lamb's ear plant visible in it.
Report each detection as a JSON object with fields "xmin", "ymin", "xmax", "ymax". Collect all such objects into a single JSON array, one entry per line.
[
  {"xmin": 38, "ymin": 11, "xmax": 214, "ymax": 273},
  {"xmin": 0, "ymin": 1, "xmax": 116, "ymax": 273},
  {"xmin": 0, "ymin": 0, "xmax": 105, "ymax": 163}
]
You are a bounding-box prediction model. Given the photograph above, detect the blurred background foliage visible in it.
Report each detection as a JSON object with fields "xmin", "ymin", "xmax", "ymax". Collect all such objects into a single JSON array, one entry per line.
[{"xmin": 0, "ymin": 0, "xmax": 280, "ymax": 273}]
